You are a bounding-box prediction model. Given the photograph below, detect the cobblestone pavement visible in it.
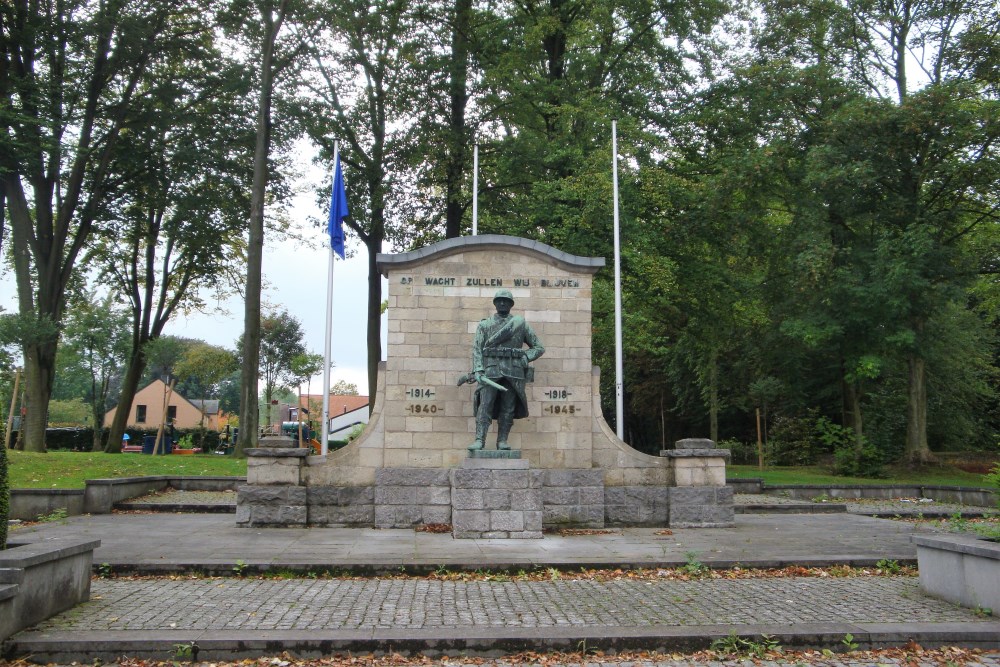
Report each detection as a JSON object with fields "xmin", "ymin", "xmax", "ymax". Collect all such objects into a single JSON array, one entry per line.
[
  {"xmin": 124, "ymin": 489, "xmax": 237, "ymax": 505},
  {"xmin": 35, "ymin": 577, "xmax": 987, "ymax": 632},
  {"xmin": 735, "ymin": 494, "xmax": 998, "ymax": 516}
]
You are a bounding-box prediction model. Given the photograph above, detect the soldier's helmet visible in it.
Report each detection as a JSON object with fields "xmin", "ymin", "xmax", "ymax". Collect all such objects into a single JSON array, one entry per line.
[{"xmin": 493, "ymin": 288, "xmax": 515, "ymax": 305}]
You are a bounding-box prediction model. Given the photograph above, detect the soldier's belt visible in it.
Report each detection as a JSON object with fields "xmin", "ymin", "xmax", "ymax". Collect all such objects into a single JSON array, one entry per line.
[{"xmin": 484, "ymin": 347, "xmax": 522, "ymax": 358}]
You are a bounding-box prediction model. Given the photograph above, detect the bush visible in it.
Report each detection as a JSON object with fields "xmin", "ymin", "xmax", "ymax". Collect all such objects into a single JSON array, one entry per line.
[
  {"xmin": 818, "ymin": 417, "xmax": 884, "ymax": 478},
  {"xmin": 717, "ymin": 438, "xmax": 757, "ymax": 465},
  {"xmin": 767, "ymin": 412, "xmax": 822, "ymax": 465}
]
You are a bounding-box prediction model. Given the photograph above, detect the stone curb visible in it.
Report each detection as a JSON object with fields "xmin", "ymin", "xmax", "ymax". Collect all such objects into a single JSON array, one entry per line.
[
  {"xmin": 7, "ymin": 622, "xmax": 1000, "ymax": 662},
  {"xmin": 113, "ymin": 503, "xmax": 237, "ymax": 514},
  {"xmin": 98, "ymin": 555, "xmax": 919, "ymax": 577}
]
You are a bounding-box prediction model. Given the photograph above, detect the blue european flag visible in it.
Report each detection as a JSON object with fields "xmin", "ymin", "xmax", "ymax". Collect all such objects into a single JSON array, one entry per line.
[{"xmin": 328, "ymin": 156, "xmax": 348, "ymax": 259}]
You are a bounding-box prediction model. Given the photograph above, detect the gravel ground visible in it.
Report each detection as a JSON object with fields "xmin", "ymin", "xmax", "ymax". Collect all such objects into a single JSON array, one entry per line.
[
  {"xmin": 125, "ymin": 489, "xmax": 237, "ymax": 505},
  {"xmin": 736, "ymin": 493, "xmax": 997, "ymax": 516}
]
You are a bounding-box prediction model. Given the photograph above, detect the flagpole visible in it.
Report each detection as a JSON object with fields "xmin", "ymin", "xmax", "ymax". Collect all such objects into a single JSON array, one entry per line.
[
  {"xmin": 321, "ymin": 141, "xmax": 339, "ymax": 455},
  {"xmin": 472, "ymin": 144, "xmax": 479, "ymax": 235},
  {"xmin": 612, "ymin": 120, "xmax": 624, "ymax": 441}
]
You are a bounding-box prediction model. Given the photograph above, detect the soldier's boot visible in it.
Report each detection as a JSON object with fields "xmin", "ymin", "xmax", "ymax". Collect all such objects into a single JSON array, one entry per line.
[
  {"xmin": 468, "ymin": 419, "xmax": 490, "ymax": 452},
  {"xmin": 496, "ymin": 419, "xmax": 514, "ymax": 450}
]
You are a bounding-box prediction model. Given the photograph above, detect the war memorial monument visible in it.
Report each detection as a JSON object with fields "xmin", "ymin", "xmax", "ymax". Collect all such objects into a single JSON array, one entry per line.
[{"xmin": 237, "ymin": 235, "xmax": 733, "ymax": 536}]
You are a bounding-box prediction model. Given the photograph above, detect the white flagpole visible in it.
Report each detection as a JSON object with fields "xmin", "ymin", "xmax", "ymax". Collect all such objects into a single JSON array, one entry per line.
[
  {"xmin": 613, "ymin": 121, "xmax": 624, "ymax": 441},
  {"xmin": 321, "ymin": 141, "xmax": 338, "ymax": 455},
  {"xmin": 472, "ymin": 144, "xmax": 479, "ymax": 235}
]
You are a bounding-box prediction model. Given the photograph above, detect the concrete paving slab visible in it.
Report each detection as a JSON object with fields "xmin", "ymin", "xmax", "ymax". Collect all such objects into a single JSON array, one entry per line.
[{"xmin": 8, "ymin": 512, "xmax": 930, "ymax": 573}]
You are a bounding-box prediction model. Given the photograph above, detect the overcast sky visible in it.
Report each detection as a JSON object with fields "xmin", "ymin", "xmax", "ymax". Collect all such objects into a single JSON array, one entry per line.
[{"xmin": 0, "ymin": 152, "xmax": 388, "ymax": 397}]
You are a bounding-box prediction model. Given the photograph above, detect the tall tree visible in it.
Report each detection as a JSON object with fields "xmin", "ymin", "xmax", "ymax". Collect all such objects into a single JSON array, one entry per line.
[
  {"xmin": 237, "ymin": 310, "xmax": 310, "ymax": 424},
  {"xmin": 303, "ymin": 0, "xmax": 430, "ymax": 407},
  {"xmin": 58, "ymin": 292, "xmax": 131, "ymax": 450},
  {"xmin": 226, "ymin": 0, "xmax": 320, "ymax": 456},
  {"xmin": 92, "ymin": 43, "xmax": 253, "ymax": 454},
  {"xmin": 1, "ymin": 0, "xmax": 220, "ymax": 451}
]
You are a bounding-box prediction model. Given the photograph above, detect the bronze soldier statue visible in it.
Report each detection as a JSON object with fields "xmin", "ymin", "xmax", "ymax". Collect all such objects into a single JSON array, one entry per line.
[{"xmin": 463, "ymin": 289, "xmax": 544, "ymax": 451}]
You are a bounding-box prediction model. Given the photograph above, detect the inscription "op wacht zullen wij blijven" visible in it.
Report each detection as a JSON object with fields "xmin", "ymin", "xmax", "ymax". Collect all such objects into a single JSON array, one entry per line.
[{"xmin": 400, "ymin": 276, "xmax": 581, "ymax": 288}]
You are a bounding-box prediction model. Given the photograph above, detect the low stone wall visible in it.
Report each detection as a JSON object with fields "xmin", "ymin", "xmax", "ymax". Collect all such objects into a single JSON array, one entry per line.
[
  {"xmin": 757, "ymin": 484, "xmax": 997, "ymax": 508},
  {"xmin": 9, "ymin": 489, "xmax": 85, "ymax": 521},
  {"xmin": 10, "ymin": 476, "xmax": 247, "ymax": 520},
  {"xmin": 605, "ymin": 486, "xmax": 669, "ymax": 526},
  {"xmin": 914, "ymin": 533, "xmax": 1000, "ymax": 613},
  {"xmin": 542, "ymin": 470, "xmax": 604, "ymax": 528},
  {"xmin": 451, "ymin": 460, "xmax": 543, "ymax": 538},
  {"xmin": 0, "ymin": 536, "xmax": 100, "ymax": 641},
  {"xmin": 375, "ymin": 468, "xmax": 451, "ymax": 528},
  {"xmin": 308, "ymin": 486, "xmax": 374, "ymax": 526}
]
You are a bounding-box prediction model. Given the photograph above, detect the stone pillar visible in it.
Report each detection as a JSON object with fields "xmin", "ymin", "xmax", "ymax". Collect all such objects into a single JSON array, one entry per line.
[
  {"xmin": 237, "ymin": 435, "xmax": 310, "ymax": 527},
  {"xmin": 451, "ymin": 457, "xmax": 543, "ymax": 538},
  {"xmin": 662, "ymin": 438, "xmax": 734, "ymax": 528}
]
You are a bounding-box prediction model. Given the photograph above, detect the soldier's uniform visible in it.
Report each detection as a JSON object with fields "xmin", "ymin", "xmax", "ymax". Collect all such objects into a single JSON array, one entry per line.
[{"xmin": 470, "ymin": 289, "xmax": 544, "ymax": 450}]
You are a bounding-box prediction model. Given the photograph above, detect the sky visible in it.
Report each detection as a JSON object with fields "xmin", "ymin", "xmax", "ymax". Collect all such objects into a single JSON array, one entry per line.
[{"xmin": 0, "ymin": 151, "xmax": 388, "ymax": 397}]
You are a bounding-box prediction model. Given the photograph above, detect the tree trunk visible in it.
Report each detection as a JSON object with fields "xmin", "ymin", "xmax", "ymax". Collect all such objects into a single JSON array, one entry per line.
[
  {"xmin": 106, "ymin": 347, "xmax": 147, "ymax": 453},
  {"xmin": 708, "ymin": 351, "xmax": 718, "ymax": 442},
  {"xmin": 844, "ymin": 379, "xmax": 864, "ymax": 460},
  {"xmin": 91, "ymin": 377, "xmax": 107, "ymax": 452},
  {"xmin": 444, "ymin": 0, "xmax": 471, "ymax": 239},
  {"xmin": 20, "ymin": 341, "xmax": 57, "ymax": 452},
  {"xmin": 237, "ymin": 8, "xmax": 281, "ymax": 457},
  {"xmin": 904, "ymin": 352, "xmax": 934, "ymax": 465},
  {"xmin": 366, "ymin": 245, "xmax": 383, "ymax": 413}
]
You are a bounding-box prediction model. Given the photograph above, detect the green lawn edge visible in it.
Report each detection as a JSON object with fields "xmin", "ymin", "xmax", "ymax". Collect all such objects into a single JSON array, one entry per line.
[
  {"xmin": 8, "ymin": 450, "xmax": 247, "ymax": 489},
  {"xmin": 7, "ymin": 450, "xmax": 992, "ymax": 491}
]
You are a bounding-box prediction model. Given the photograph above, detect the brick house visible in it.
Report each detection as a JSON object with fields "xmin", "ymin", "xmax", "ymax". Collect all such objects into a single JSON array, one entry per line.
[{"xmin": 104, "ymin": 378, "xmax": 226, "ymax": 430}]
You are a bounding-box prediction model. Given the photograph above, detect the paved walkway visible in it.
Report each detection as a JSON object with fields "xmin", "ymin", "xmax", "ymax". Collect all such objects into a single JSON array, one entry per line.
[
  {"xmin": 13, "ymin": 512, "xmax": 928, "ymax": 571},
  {"xmin": 7, "ymin": 512, "xmax": 1000, "ymax": 662}
]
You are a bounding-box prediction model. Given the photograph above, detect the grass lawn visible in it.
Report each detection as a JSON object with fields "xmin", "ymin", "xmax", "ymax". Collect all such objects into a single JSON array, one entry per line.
[
  {"xmin": 728, "ymin": 464, "xmax": 992, "ymax": 488},
  {"xmin": 7, "ymin": 450, "xmax": 247, "ymax": 489}
]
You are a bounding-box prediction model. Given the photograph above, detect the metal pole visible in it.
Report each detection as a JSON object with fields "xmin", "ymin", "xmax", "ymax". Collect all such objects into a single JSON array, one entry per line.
[
  {"xmin": 472, "ymin": 144, "xmax": 479, "ymax": 235},
  {"xmin": 612, "ymin": 120, "xmax": 624, "ymax": 441},
  {"xmin": 321, "ymin": 141, "xmax": 338, "ymax": 455}
]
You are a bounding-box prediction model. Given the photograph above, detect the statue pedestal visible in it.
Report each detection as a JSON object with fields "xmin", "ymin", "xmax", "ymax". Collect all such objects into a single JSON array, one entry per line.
[
  {"xmin": 661, "ymin": 439, "xmax": 734, "ymax": 528},
  {"xmin": 237, "ymin": 435, "xmax": 309, "ymax": 527},
  {"xmin": 451, "ymin": 457, "xmax": 543, "ymax": 539}
]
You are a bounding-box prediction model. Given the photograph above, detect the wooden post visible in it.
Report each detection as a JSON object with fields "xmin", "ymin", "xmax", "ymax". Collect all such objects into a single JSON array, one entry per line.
[
  {"xmin": 153, "ymin": 379, "xmax": 176, "ymax": 455},
  {"xmin": 756, "ymin": 407, "xmax": 764, "ymax": 471},
  {"xmin": 4, "ymin": 367, "xmax": 21, "ymax": 450}
]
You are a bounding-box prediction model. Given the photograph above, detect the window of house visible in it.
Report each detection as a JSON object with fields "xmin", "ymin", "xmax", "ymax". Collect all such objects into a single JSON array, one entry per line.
[
  {"xmin": 136, "ymin": 405, "xmax": 147, "ymax": 423},
  {"xmin": 167, "ymin": 406, "xmax": 177, "ymax": 423}
]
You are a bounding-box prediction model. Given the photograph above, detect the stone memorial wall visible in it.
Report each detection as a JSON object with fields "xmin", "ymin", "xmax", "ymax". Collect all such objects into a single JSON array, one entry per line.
[{"xmin": 239, "ymin": 235, "xmax": 733, "ymax": 531}]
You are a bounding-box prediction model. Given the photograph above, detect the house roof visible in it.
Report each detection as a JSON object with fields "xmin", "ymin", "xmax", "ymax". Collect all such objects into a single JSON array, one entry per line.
[
  {"xmin": 188, "ymin": 399, "xmax": 220, "ymax": 415},
  {"xmin": 301, "ymin": 394, "xmax": 370, "ymax": 415}
]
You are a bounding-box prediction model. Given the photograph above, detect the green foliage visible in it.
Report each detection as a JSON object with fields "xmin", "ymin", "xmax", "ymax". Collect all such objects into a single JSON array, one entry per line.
[
  {"xmin": 37, "ymin": 508, "xmax": 69, "ymax": 523},
  {"xmin": 46, "ymin": 400, "xmax": 91, "ymax": 427},
  {"xmin": 680, "ymin": 552, "xmax": 710, "ymax": 578},
  {"xmin": 0, "ymin": 437, "xmax": 7, "ymax": 549},
  {"xmin": 986, "ymin": 464, "xmax": 1000, "ymax": 509},
  {"xmin": 97, "ymin": 563, "xmax": 114, "ymax": 578},
  {"xmin": 767, "ymin": 413, "xmax": 822, "ymax": 466},
  {"xmin": 875, "ymin": 559, "xmax": 902, "ymax": 575},
  {"xmin": 710, "ymin": 631, "xmax": 781, "ymax": 658},
  {"xmin": 817, "ymin": 417, "xmax": 884, "ymax": 478},
  {"xmin": 232, "ymin": 560, "xmax": 248, "ymax": 577}
]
